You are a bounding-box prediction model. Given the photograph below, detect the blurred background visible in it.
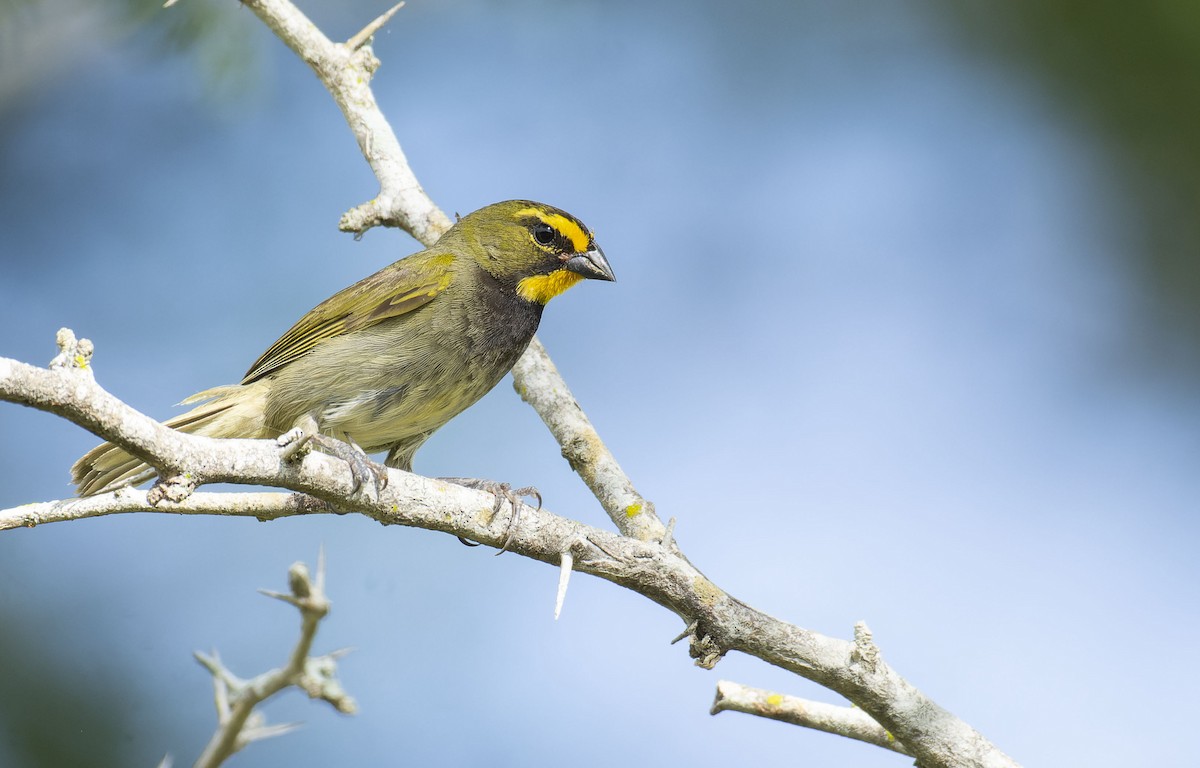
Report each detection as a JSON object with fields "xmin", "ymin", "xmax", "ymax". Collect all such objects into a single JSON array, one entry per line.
[{"xmin": 1, "ymin": 0, "xmax": 1198, "ymax": 765}]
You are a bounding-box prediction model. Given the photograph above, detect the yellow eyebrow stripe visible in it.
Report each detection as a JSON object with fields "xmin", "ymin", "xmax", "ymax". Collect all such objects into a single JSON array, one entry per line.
[{"xmin": 514, "ymin": 207, "xmax": 591, "ymax": 252}]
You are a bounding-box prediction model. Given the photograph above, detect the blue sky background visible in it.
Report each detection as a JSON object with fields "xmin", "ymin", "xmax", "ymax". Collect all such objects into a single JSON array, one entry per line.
[{"xmin": 1, "ymin": 2, "xmax": 1198, "ymax": 766}]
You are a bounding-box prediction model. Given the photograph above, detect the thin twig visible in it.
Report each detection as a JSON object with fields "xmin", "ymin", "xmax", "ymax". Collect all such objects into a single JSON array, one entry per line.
[
  {"xmin": 711, "ymin": 680, "xmax": 911, "ymax": 756},
  {"xmin": 240, "ymin": 0, "xmax": 451, "ymax": 244}
]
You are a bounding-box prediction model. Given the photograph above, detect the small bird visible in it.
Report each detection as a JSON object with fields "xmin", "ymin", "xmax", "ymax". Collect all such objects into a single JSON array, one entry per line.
[{"xmin": 73, "ymin": 200, "xmax": 615, "ymax": 496}]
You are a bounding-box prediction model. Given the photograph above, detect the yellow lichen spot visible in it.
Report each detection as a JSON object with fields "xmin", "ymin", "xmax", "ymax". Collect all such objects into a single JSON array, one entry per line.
[
  {"xmin": 517, "ymin": 270, "xmax": 585, "ymax": 304},
  {"xmin": 692, "ymin": 574, "xmax": 723, "ymax": 606},
  {"xmin": 625, "ymin": 502, "xmax": 643, "ymax": 518},
  {"xmin": 513, "ymin": 207, "xmax": 591, "ymax": 252},
  {"xmin": 765, "ymin": 694, "xmax": 784, "ymax": 707}
]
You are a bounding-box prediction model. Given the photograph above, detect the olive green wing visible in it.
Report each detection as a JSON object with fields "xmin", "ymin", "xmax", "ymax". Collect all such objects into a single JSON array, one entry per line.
[{"xmin": 242, "ymin": 251, "xmax": 455, "ymax": 384}]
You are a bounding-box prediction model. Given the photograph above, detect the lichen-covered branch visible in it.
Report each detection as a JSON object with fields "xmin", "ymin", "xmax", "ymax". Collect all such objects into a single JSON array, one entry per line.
[
  {"xmin": 512, "ymin": 339, "xmax": 662, "ymax": 542},
  {"xmin": 1, "ymin": 488, "xmax": 324, "ymax": 530},
  {"xmin": 0, "ymin": 336, "xmax": 1018, "ymax": 768}
]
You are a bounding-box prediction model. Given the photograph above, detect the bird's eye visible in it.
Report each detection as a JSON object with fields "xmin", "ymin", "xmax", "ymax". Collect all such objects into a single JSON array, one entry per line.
[{"xmin": 533, "ymin": 223, "xmax": 556, "ymax": 246}]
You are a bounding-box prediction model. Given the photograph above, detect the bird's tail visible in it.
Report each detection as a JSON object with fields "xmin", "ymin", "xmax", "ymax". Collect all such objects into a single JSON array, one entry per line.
[{"xmin": 71, "ymin": 382, "xmax": 271, "ymax": 496}]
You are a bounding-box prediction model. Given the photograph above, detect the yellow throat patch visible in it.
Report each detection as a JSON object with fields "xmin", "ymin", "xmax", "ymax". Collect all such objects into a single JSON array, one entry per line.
[{"xmin": 517, "ymin": 269, "xmax": 585, "ymax": 304}]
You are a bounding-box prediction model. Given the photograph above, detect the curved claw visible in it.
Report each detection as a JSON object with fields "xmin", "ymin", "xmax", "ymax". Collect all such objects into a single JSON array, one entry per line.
[
  {"xmin": 521, "ymin": 487, "xmax": 543, "ymax": 512},
  {"xmin": 345, "ymin": 435, "xmax": 389, "ymax": 493},
  {"xmin": 440, "ymin": 478, "xmax": 541, "ymax": 554}
]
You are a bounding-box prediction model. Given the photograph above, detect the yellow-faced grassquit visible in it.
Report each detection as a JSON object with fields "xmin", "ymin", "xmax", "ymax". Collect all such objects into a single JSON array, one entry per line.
[{"xmin": 73, "ymin": 200, "xmax": 615, "ymax": 495}]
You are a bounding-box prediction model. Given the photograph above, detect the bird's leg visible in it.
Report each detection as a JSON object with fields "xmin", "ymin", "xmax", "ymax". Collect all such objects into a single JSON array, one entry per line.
[
  {"xmin": 277, "ymin": 415, "xmax": 388, "ymax": 495},
  {"xmin": 440, "ymin": 478, "xmax": 541, "ymax": 555},
  {"xmin": 317, "ymin": 433, "xmax": 390, "ymax": 495}
]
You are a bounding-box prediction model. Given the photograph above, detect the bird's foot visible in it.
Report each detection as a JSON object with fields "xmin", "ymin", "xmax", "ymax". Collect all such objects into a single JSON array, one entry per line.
[
  {"xmin": 441, "ymin": 478, "xmax": 541, "ymax": 555},
  {"xmin": 278, "ymin": 428, "xmax": 388, "ymax": 496},
  {"xmin": 316, "ymin": 434, "xmax": 389, "ymax": 496}
]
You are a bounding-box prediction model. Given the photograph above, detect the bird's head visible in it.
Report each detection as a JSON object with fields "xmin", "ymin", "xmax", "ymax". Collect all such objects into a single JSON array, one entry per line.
[{"xmin": 449, "ymin": 200, "xmax": 616, "ymax": 304}]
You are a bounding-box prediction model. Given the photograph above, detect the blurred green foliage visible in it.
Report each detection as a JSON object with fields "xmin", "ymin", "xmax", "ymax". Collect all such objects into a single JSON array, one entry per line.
[
  {"xmin": 939, "ymin": 1, "xmax": 1200, "ymax": 367},
  {"xmin": 0, "ymin": 606, "xmax": 180, "ymax": 767},
  {"xmin": 0, "ymin": 0, "xmax": 257, "ymax": 108}
]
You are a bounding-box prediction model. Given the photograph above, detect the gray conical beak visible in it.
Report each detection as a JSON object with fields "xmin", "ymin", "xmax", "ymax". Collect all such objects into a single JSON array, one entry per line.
[{"xmin": 564, "ymin": 247, "xmax": 616, "ymax": 282}]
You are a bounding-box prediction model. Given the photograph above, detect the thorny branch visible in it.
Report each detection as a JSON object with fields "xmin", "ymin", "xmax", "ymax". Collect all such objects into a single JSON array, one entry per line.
[
  {"xmin": 193, "ymin": 552, "xmax": 356, "ymax": 768},
  {"xmin": 0, "ymin": 2, "xmax": 1021, "ymax": 767}
]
